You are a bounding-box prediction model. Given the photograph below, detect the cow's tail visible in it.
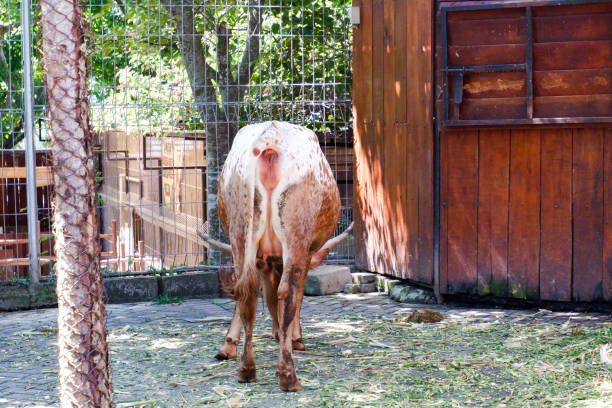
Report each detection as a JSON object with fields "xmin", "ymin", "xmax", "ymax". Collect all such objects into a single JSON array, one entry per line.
[
  {"xmin": 218, "ymin": 263, "xmax": 239, "ymax": 300},
  {"xmin": 229, "ymin": 140, "xmax": 280, "ymax": 303}
]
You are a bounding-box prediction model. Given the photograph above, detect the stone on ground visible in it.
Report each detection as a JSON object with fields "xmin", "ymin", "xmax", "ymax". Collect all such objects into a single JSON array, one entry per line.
[
  {"xmin": 160, "ymin": 271, "xmax": 220, "ymax": 298},
  {"xmin": 344, "ymin": 282, "xmax": 378, "ymax": 294},
  {"xmin": 304, "ymin": 265, "xmax": 351, "ymax": 295},
  {"xmin": 351, "ymin": 272, "xmax": 376, "ymax": 284},
  {"xmin": 375, "ymin": 275, "xmax": 402, "ymax": 293},
  {"xmin": 104, "ymin": 276, "xmax": 158, "ymax": 303},
  {"xmin": 390, "ymin": 284, "xmax": 436, "ymax": 304}
]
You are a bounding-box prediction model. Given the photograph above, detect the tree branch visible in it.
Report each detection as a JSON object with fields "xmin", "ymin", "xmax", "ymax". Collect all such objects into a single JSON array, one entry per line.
[
  {"xmin": 161, "ymin": 0, "xmax": 218, "ymax": 85},
  {"xmin": 114, "ymin": 0, "xmax": 127, "ymax": 16},
  {"xmin": 0, "ymin": 25, "xmax": 15, "ymax": 98},
  {"xmin": 216, "ymin": 21, "xmax": 233, "ymax": 122},
  {"xmin": 236, "ymin": 0, "xmax": 263, "ymax": 87}
]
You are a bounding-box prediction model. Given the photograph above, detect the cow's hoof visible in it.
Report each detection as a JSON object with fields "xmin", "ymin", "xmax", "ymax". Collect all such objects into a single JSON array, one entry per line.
[
  {"xmin": 215, "ymin": 339, "xmax": 238, "ymax": 360},
  {"xmin": 276, "ymin": 368, "xmax": 304, "ymax": 392},
  {"xmin": 214, "ymin": 347, "xmax": 238, "ymax": 360},
  {"xmin": 215, "ymin": 351, "xmax": 233, "ymax": 360},
  {"xmin": 292, "ymin": 339, "xmax": 305, "ymax": 351},
  {"xmin": 277, "ymin": 370, "xmax": 303, "ymax": 392},
  {"xmin": 214, "ymin": 347, "xmax": 237, "ymax": 360},
  {"xmin": 237, "ymin": 366, "xmax": 257, "ymax": 383}
]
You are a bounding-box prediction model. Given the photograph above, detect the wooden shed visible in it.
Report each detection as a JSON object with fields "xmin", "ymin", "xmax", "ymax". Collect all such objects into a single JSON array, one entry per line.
[{"xmin": 352, "ymin": 0, "xmax": 612, "ymax": 303}]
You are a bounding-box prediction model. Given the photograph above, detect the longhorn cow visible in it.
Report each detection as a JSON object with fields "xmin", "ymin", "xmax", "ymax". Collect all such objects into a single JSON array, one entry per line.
[{"xmin": 198, "ymin": 121, "xmax": 352, "ymax": 391}]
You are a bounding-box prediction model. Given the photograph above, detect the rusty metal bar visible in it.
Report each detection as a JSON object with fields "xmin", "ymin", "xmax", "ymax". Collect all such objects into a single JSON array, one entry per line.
[{"xmin": 526, "ymin": 7, "xmax": 534, "ymax": 119}]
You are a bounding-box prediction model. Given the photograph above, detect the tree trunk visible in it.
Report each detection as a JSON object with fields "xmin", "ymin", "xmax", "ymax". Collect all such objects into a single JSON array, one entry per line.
[
  {"xmin": 162, "ymin": 1, "xmax": 262, "ymax": 262},
  {"xmin": 41, "ymin": 1, "xmax": 113, "ymax": 407}
]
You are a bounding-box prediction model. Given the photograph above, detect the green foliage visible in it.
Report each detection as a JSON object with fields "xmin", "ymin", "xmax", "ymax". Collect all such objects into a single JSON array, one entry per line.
[
  {"xmin": 2, "ymin": 0, "xmax": 352, "ymax": 144},
  {"xmin": 153, "ymin": 294, "xmax": 184, "ymax": 305},
  {"xmin": 249, "ymin": 0, "xmax": 353, "ymax": 131},
  {"xmin": 90, "ymin": 53, "xmax": 200, "ymax": 132},
  {"xmin": 86, "ymin": 0, "xmax": 352, "ymax": 133},
  {"xmin": 0, "ymin": 0, "xmax": 45, "ymax": 148}
]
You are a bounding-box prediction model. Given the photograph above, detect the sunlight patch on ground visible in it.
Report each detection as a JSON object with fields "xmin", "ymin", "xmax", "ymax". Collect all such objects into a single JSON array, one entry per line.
[{"xmin": 149, "ymin": 338, "xmax": 195, "ymax": 350}]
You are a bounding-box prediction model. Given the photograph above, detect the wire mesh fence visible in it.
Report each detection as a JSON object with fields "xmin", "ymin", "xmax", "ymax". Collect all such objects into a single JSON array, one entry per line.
[{"xmin": 0, "ymin": 0, "xmax": 354, "ymax": 282}]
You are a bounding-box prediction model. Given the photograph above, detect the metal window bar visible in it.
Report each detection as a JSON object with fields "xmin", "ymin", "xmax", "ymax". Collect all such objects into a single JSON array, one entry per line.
[{"xmin": 439, "ymin": 0, "xmax": 612, "ymax": 127}]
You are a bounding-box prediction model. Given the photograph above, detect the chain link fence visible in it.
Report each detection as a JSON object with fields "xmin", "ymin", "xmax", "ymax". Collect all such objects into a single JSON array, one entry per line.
[{"xmin": 1, "ymin": 0, "xmax": 354, "ymax": 282}]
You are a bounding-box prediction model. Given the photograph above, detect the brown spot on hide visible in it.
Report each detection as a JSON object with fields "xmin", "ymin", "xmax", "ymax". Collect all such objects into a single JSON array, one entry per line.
[
  {"xmin": 281, "ymin": 350, "xmax": 293, "ymax": 365},
  {"xmin": 253, "ymin": 188, "xmax": 262, "ymax": 223},
  {"xmin": 282, "ymin": 296, "xmax": 295, "ymax": 332},
  {"xmin": 277, "ymin": 184, "xmax": 298, "ymax": 225},
  {"xmin": 309, "ymin": 238, "xmax": 323, "ymax": 253}
]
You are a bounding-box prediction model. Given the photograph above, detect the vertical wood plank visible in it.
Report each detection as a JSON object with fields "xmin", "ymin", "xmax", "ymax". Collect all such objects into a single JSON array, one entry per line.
[
  {"xmin": 352, "ymin": 0, "xmax": 365, "ymax": 268},
  {"xmin": 414, "ymin": 0, "xmax": 435, "ymax": 284},
  {"xmin": 371, "ymin": 0, "xmax": 385, "ymax": 273},
  {"xmin": 508, "ymin": 129, "xmax": 540, "ymax": 299},
  {"xmin": 382, "ymin": 0, "xmax": 399, "ymax": 276},
  {"xmin": 404, "ymin": 0, "xmax": 419, "ymax": 279},
  {"xmin": 352, "ymin": 0, "xmax": 374, "ymax": 270},
  {"xmin": 394, "ymin": 0, "xmax": 412, "ymax": 278},
  {"xmin": 540, "ymin": 129, "xmax": 572, "ymax": 301},
  {"xmin": 477, "ymin": 129, "xmax": 509, "ymax": 296},
  {"xmin": 446, "ymin": 130, "xmax": 478, "ymax": 294},
  {"xmin": 573, "ymin": 128, "xmax": 604, "ymax": 302},
  {"xmin": 440, "ymin": 130, "xmax": 448, "ymax": 293},
  {"xmin": 604, "ymin": 128, "xmax": 612, "ymax": 302}
]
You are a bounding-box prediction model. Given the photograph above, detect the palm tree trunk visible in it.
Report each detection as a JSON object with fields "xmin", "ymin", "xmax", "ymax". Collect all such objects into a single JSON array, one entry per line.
[{"xmin": 41, "ymin": 0, "xmax": 113, "ymax": 406}]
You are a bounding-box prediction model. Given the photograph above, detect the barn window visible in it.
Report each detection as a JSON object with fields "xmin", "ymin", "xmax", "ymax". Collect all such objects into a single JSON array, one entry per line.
[{"xmin": 439, "ymin": 0, "xmax": 612, "ymax": 126}]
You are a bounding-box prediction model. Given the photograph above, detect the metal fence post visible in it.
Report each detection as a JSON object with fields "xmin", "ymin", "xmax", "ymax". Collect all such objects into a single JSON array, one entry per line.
[{"xmin": 20, "ymin": 0, "xmax": 40, "ymax": 283}]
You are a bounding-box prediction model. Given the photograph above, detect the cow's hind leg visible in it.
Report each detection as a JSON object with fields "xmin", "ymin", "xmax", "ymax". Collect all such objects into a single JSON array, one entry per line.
[
  {"xmin": 237, "ymin": 286, "xmax": 258, "ymax": 383},
  {"xmin": 260, "ymin": 258, "xmax": 281, "ymax": 341},
  {"xmin": 215, "ymin": 305, "xmax": 241, "ymax": 360},
  {"xmin": 276, "ymin": 257, "xmax": 308, "ymax": 392},
  {"xmin": 291, "ymin": 293, "xmax": 306, "ymax": 351},
  {"xmin": 263, "ymin": 257, "xmax": 305, "ymax": 350}
]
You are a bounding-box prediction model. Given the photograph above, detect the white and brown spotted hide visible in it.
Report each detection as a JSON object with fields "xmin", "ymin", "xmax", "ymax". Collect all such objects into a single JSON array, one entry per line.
[{"xmin": 211, "ymin": 121, "xmax": 342, "ymax": 392}]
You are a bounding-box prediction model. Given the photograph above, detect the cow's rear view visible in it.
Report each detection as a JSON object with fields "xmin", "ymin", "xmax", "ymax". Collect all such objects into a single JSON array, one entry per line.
[{"xmin": 216, "ymin": 121, "xmax": 340, "ymax": 391}]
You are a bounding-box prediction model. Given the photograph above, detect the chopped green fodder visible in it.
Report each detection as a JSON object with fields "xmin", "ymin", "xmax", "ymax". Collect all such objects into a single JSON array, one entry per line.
[{"xmin": 103, "ymin": 314, "xmax": 612, "ymax": 407}]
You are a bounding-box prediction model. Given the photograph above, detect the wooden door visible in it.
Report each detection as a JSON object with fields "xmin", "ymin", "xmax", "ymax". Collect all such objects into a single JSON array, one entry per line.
[
  {"xmin": 437, "ymin": 1, "xmax": 612, "ymax": 302},
  {"xmin": 353, "ymin": 0, "xmax": 434, "ymax": 283}
]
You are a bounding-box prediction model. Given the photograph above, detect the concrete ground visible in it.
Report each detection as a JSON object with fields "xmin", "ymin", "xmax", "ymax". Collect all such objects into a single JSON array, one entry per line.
[{"xmin": 0, "ymin": 294, "xmax": 611, "ymax": 407}]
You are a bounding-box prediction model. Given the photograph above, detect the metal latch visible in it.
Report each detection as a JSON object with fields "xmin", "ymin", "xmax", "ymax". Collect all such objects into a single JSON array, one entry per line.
[{"xmin": 452, "ymin": 72, "xmax": 463, "ymax": 105}]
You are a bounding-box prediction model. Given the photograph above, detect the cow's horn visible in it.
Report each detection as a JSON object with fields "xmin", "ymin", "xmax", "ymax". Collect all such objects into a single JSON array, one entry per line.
[
  {"xmin": 309, "ymin": 222, "xmax": 354, "ymax": 269},
  {"xmin": 197, "ymin": 231, "xmax": 232, "ymax": 254},
  {"xmin": 320, "ymin": 222, "xmax": 354, "ymax": 252}
]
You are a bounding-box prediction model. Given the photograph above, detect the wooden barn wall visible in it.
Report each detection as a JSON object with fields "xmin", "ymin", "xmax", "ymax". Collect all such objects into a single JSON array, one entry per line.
[
  {"xmin": 437, "ymin": 1, "xmax": 612, "ymax": 302},
  {"xmin": 353, "ymin": 0, "xmax": 434, "ymax": 283},
  {"xmin": 440, "ymin": 128, "xmax": 612, "ymax": 302},
  {"xmin": 441, "ymin": 2, "xmax": 612, "ymax": 122}
]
